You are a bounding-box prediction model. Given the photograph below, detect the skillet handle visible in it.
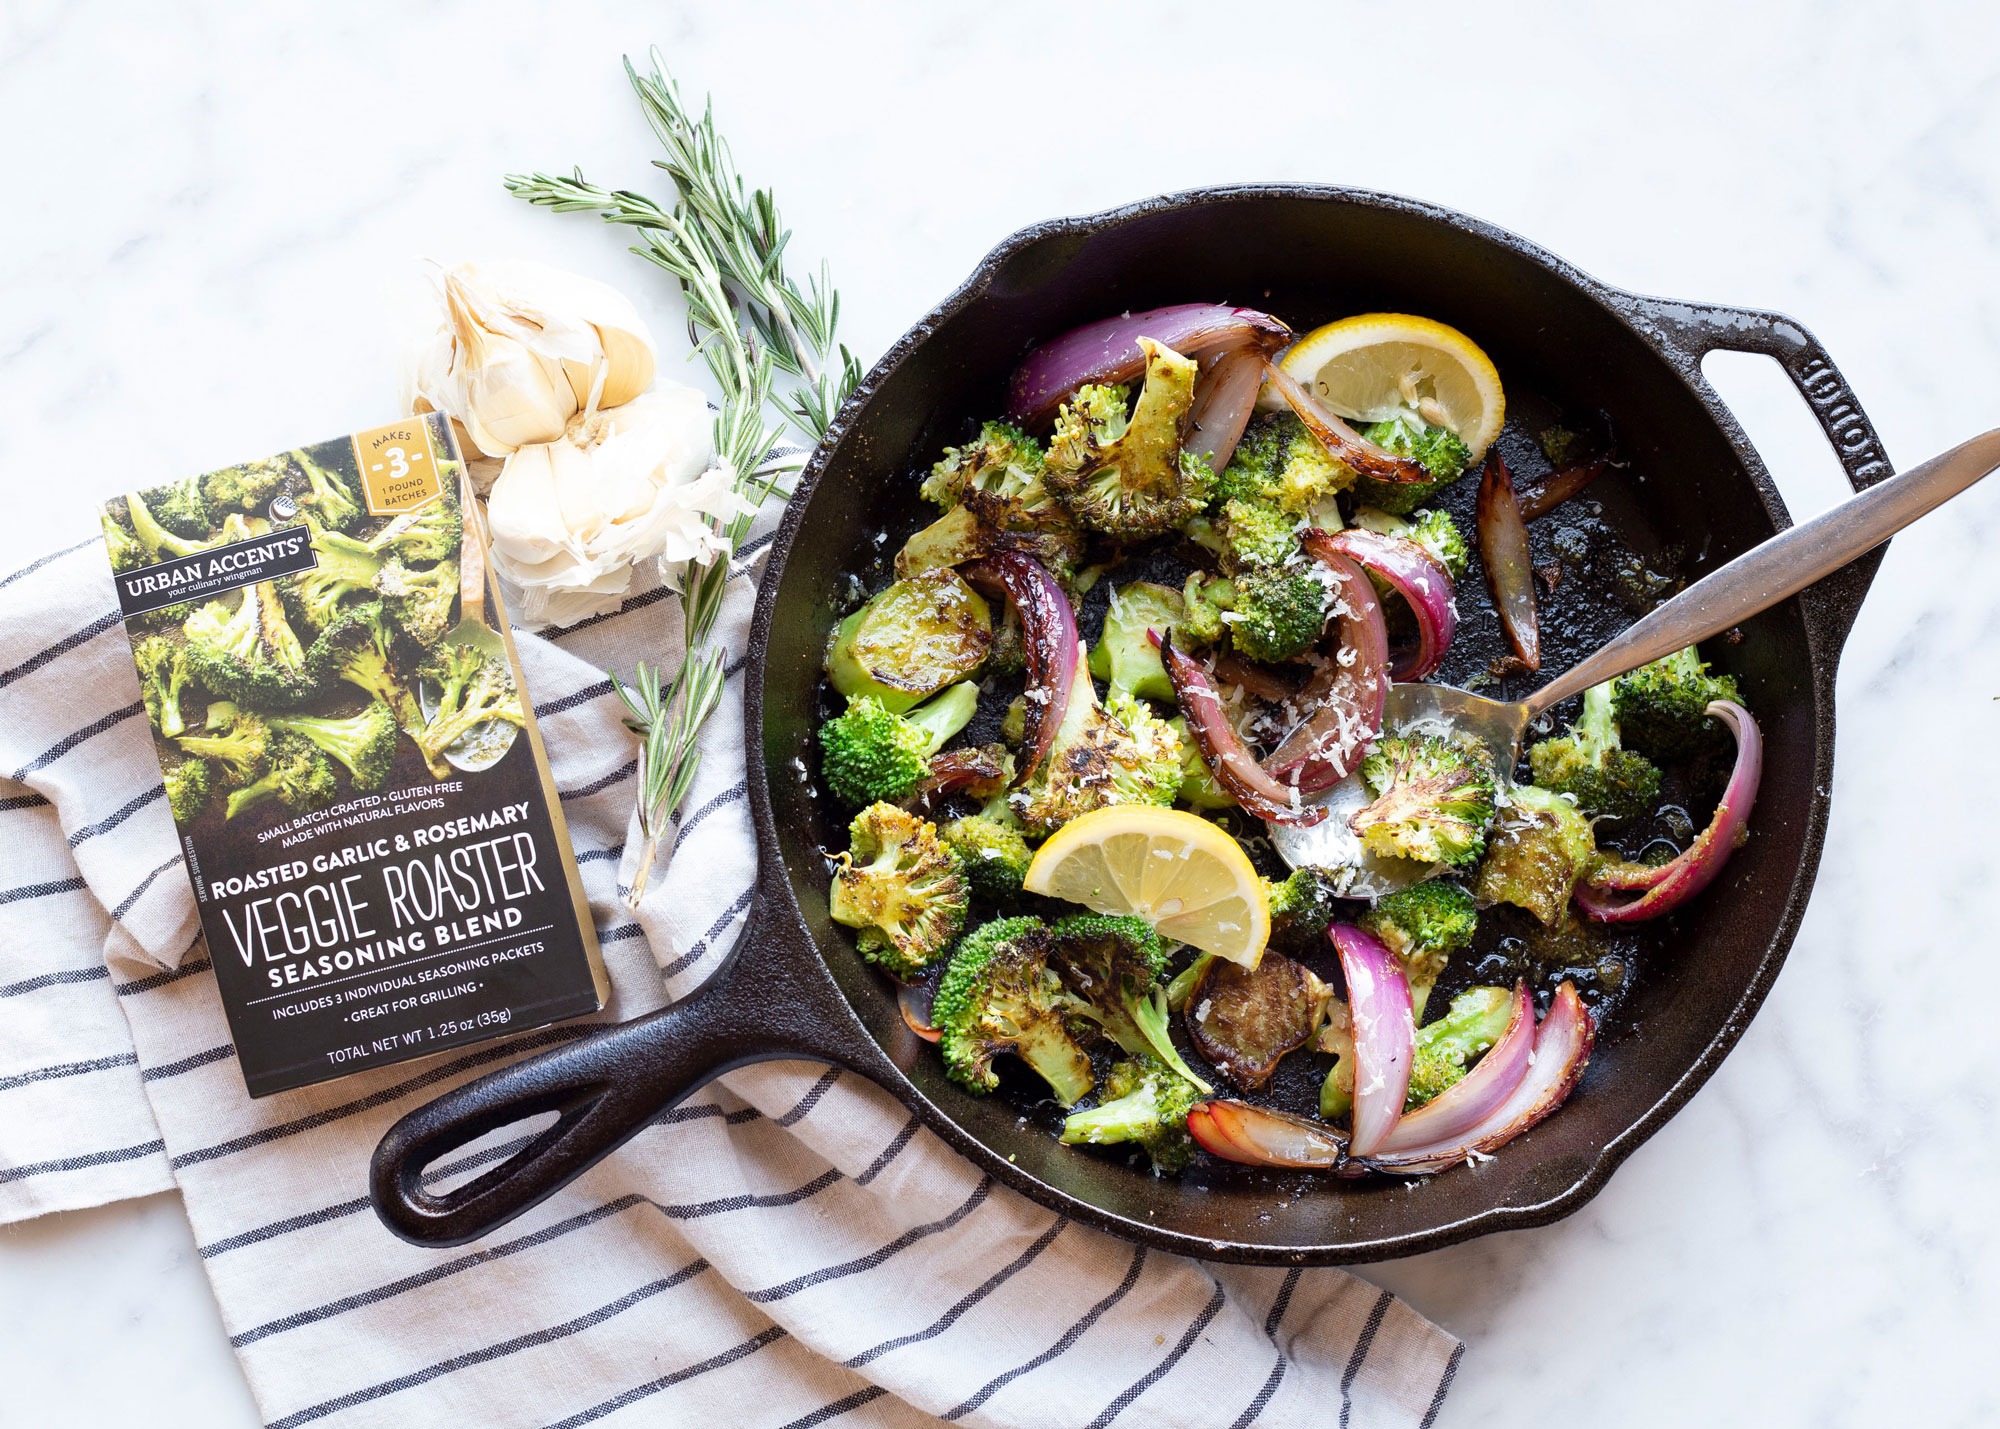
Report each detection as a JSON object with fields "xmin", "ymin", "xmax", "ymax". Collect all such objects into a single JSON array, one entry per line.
[{"xmin": 371, "ymin": 908, "xmax": 856, "ymax": 1248}]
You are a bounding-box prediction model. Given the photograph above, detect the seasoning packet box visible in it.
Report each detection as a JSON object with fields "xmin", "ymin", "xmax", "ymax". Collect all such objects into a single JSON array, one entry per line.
[{"xmin": 100, "ymin": 413, "xmax": 606, "ymax": 1097}]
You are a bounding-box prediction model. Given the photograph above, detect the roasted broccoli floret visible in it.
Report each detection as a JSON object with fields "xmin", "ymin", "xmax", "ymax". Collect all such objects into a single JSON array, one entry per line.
[
  {"xmin": 284, "ymin": 521, "xmax": 384, "ymax": 634},
  {"xmin": 1611, "ymin": 646, "xmax": 1743, "ymax": 762},
  {"xmin": 1528, "ymin": 680, "xmax": 1663, "ymax": 821},
  {"xmin": 181, "ymin": 585, "xmax": 319, "ymax": 708},
  {"xmin": 940, "ymin": 801, "xmax": 1033, "ymax": 902},
  {"xmin": 101, "ymin": 511, "xmax": 147, "ymax": 573},
  {"xmin": 366, "ymin": 498, "xmax": 461, "ymax": 564},
  {"xmin": 1043, "ymin": 339, "xmax": 1212, "ymax": 539},
  {"xmin": 293, "ymin": 448, "xmax": 364, "ymax": 532},
  {"xmin": 223, "ymin": 730, "xmax": 338, "ymax": 820},
  {"xmin": 163, "ymin": 755, "xmax": 218, "ymax": 824},
  {"xmin": 829, "ymin": 803, "xmax": 969, "ymax": 978},
  {"xmin": 1049, "ymin": 913, "xmax": 1212, "ymax": 1094},
  {"xmin": 1475, "ymin": 784, "xmax": 1597, "ymax": 927},
  {"xmin": 1180, "ymin": 568, "xmax": 1330, "ymax": 665},
  {"xmin": 1011, "ymin": 657, "xmax": 1183, "ymax": 835},
  {"xmin": 1353, "ymin": 415, "xmax": 1473, "ymax": 514},
  {"xmin": 1406, "ymin": 985, "xmax": 1515, "ymax": 1108},
  {"xmin": 413, "ymin": 645, "xmax": 525, "ymax": 777},
  {"xmin": 124, "ymin": 488, "xmax": 211, "ymax": 560},
  {"xmin": 1266, "ymin": 867, "xmax": 1340, "ymax": 949},
  {"xmin": 1352, "ymin": 506, "xmax": 1471, "ymax": 580},
  {"xmin": 1088, "ymin": 581, "xmax": 1182, "ymax": 702},
  {"xmin": 1058, "ymin": 1053, "xmax": 1200, "ymax": 1174},
  {"xmin": 267, "ymin": 700, "xmax": 399, "ymax": 792},
  {"xmin": 376, "ymin": 557, "xmax": 460, "ymax": 647},
  {"xmin": 921, "ymin": 421, "xmax": 1046, "ymax": 509},
  {"xmin": 133, "ymin": 634, "xmax": 194, "ymax": 738},
  {"xmin": 175, "ymin": 706, "xmax": 269, "ymax": 785},
  {"xmin": 1211, "ymin": 497, "xmax": 1301, "ymax": 573},
  {"xmin": 819, "ymin": 683, "xmax": 979, "ymax": 807},
  {"xmin": 1358, "ymin": 879, "xmax": 1479, "ymax": 1021},
  {"xmin": 933, "ymin": 916, "xmax": 1093, "ymax": 1106},
  {"xmin": 203, "ymin": 456, "xmax": 291, "ymax": 516},
  {"xmin": 148, "ymin": 474, "xmax": 217, "ymax": 539},
  {"xmin": 1216, "ymin": 411, "xmax": 1352, "ymax": 516},
  {"xmin": 322, "ymin": 602, "xmax": 420, "ymax": 729},
  {"xmin": 1351, "ymin": 732, "xmax": 1498, "ymax": 867}
]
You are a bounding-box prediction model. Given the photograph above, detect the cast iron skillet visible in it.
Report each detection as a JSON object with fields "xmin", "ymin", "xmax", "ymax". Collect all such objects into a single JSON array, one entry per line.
[{"xmin": 372, "ymin": 186, "xmax": 1890, "ymax": 1263}]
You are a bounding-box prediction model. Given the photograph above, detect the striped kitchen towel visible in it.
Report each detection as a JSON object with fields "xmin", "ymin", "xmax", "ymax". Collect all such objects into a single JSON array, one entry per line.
[{"xmin": 0, "ymin": 505, "xmax": 1462, "ymax": 1429}]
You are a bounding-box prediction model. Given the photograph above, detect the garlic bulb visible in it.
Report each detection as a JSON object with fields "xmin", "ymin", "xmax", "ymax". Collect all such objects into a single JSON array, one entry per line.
[
  {"xmin": 403, "ymin": 258, "xmax": 659, "ymax": 458},
  {"xmin": 485, "ymin": 383, "xmax": 746, "ymax": 628}
]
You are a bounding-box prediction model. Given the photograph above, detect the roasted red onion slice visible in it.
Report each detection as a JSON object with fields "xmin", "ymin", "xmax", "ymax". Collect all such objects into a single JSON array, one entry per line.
[
  {"xmin": 1189, "ymin": 1100, "xmax": 1347, "ymax": 1169},
  {"xmin": 963, "ymin": 553, "xmax": 1077, "ymax": 784},
  {"xmin": 1360, "ymin": 982, "xmax": 1595, "ymax": 1175},
  {"xmin": 1184, "ymin": 347, "xmax": 1267, "ymax": 477},
  {"xmin": 1476, "ymin": 450, "xmax": 1540, "ymax": 671},
  {"xmin": 1263, "ymin": 534, "xmax": 1389, "ymax": 793},
  {"xmin": 1207, "ymin": 650, "xmax": 1303, "ymax": 703},
  {"xmin": 1330, "ymin": 923, "xmax": 1416, "ymax": 1158},
  {"xmin": 1160, "ymin": 633, "xmax": 1327, "ymax": 827},
  {"xmin": 1373, "ymin": 983, "xmax": 1534, "ymax": 1154},
  {"xmin": 1520, "ymin": 458, "xmax": 1609, "ymax": 522},
  {"xmin": 1006, "ymin": 304, "xmax": 1291, "ymax": 428},
  {"xmin": 898, "ymin": 981, "xmax": 943, "ymax": 1043},
  {"xmin": 1576, "ymin": 700, "xmax": 1762, "ymax": 923},
  {"xmin": 1326, "ymin": 527, "xmax": 1458, "ymax": 681},
  {"xmin": 1262, "ymin": 362, "xmax": 1434, "ymax": 485}
]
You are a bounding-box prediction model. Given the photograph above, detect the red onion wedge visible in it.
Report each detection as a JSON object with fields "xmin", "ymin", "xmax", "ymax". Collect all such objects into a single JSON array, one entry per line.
[
  {"xmin": 898, "ymin": 985, "xmax": 942, "ymax": 1043},
  {"xmin": 1160, "ymin": 632, "xmax": 1327, "ymax": 827},
  {"xmin": 1476, "ymin": 450, "xmax": 1540, "ymax": 671},
  {"xmin": 1360, "ymin": 982, "xmax": 1595, "ymax": 1175},
  {"xmin": 1374, "ymin": 983, "xmax": 1533, "ymax": 1154},
  {"xmin": 1006, "ymin": 305, "xmax": 1291, "ymax": 428},
  {"xmin": 1189, "ymin": 1100, "xmax": 1347, "ymax": 1169},
  {"xmin": 1576, "ymin": 700, "xmax": 1762, "ymax": 923},
  {"xmin": 1262, "ymin": 361, "xmax": 1434, "ymax": 486},
  {"xmin": 1330, "ymin": 923, "xmax": 1416, "ymax": 1158},
  {"xmin": 1184, "ymin": 347, "xmax": 1267, "ymax": 478},
  {"xmin": 1263, "ymin": 534, "xmax": 1389, "ymax": 793},
  {"xmin": 1207, "ymin": 650, "xmax": 1303, "ymax": 703},
  {"xmin": 963, "ymin": 553, "xmax": 1078, "ymax": 784},
  {"xmin": 1325, "ymin": 527, "xmax": 1458, "ymax": 681},
  {"xmin": 1520, "ymin": 458, "xmax": 1609, "ymax": 522}
]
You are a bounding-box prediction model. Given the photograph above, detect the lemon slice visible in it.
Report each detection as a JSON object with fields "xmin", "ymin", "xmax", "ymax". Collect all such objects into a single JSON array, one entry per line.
[
  {"xmin": 1023, "ymin": 806, "xmax": 1270, "ymax": 966},
  {"xmin": 1274, "ymin": 313, "xmax": 1505, "ymax": 458}
]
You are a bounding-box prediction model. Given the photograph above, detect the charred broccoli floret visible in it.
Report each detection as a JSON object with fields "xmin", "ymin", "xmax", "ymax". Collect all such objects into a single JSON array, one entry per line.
[
  {"xmin": 819, "ymin": 683, "xmax": 979, "ymax": 807},
  {"xmin": 920, "ymin": 421, "xmax": 1046, "ymax": 509},
  {"xmin": 1181, "ymin": 568, "xmax": 1330, "ymax": 665},
  {"xmin": 163, "ymin": 755, "xmax": 218, "ymax": 824},
  {"xmin": 175, "ymin": 706, "xmax": 269, "ymax": 785},
  {"xmin": 1049, "ymin": 913, "xmax": 1212, "ymax": 1094},
  {"xmin": 267, "ymin": 700, "xmax": 399, "ymax": 792},
  {"xmin": 146, "ymin": 474, "xmax": 216, "ymax": 539},
  {"xmin": 1353, "ymin": 415, "xmax": 1473, "ymax": 514},
  {"xmin": 1352, "ymin": 506, "xmax": 1471, "ymax": 579},
  {"xmin": 1358, "ymin": 880, "xmax": 1479, "ymax": 1019},
  {"xmin": 1058, "ymin": 1053, "xmax": 1200, "ymax": 1174},
  {"xmin": 101, "ymin": 511, "xmax": 147, "ymax": 573},
  {"xmin": 829, "ymin": 803, "xmax": 970, "ymax": 978},
  {"xmin": 1611, "ymin": 646, "xmax": 1743, "ymax": 762},
  {"xmin": 125, "ymin": 489, "xmax": 211, "ymax": 560},
  {"xmin": 1088, "ymin": 582, "xmax": 1182, "ymax": 702},
  {"xmin": 1043, "ymin": 339, "xmax": 1212, "ymax": 539},
  {"xmin": 1475, "ymin": 784, "xmax": 1596, "ymax": 927},
  {"xmin": 1266, "ymin": 867, "xmax": 1340, "ymax": 949},
  {"xmin": 1528, "ymin": 680, "xmax": 1663, "ymax": 821},
  {"xmin": 940, "ymin": 800, "xmax": 1033, "ymax": 902},
  {"xmin": 1351, "ymin": 732, "xmax": 1498, "ymax": 867},
  {"xmin": 203, "ymin": 456, "xmax": 291, "ymax": 516},
  {"xmin": 1011, "ymin": 657, "xmax": 1183, "ymax": 835},
  {"xmin": 413, "ymin": 646, "xmax": 524, "ymax": 777},
  {"xmin": 898, "ymin": 427, "xmax": 1083, "ymax": 583},
  {"xmin": 366, "ymin": 498, "xmax": 461, "ymax": 564},
  {"xmin": 293, "ymin": 448, "xmax": 364, "ymax": 532},
  {"xmin": 1216, "ymin": 411, "xmax": 1351, "ymax": 516},
  {"xmin": 133, "ymin": 635, "xmax": 194, "ymax": 738},
  {"xmin": 284, "ymin": 521, "xmax": 385, "ymax": 634},
  {"xmin": 181, "ymin": 585, "xmax": 319, "ymax": 708},
  {"xmin": 1406, "ymin": 986, "xmax": 1515, "ymax": 1108},
  {"xmin": 322, "ymin": 603, "xmax": 420, "ymax": 729},
  {"xmin": 223, "ymin": 730, "xmax": 338, "ymax": 820},
  {"xmin": 933, "ymin": 916, "xmax": 1093, "ymax": 1106},
  {"xmin": 376, "ymin": 557, "xmax": 460, "ymax": 647}
]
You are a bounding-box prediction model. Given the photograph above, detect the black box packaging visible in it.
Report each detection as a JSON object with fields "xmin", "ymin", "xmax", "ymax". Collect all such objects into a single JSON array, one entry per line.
[{"xmin": 102, "ymin": 413, "xmax": 606, "ymax": 1097}]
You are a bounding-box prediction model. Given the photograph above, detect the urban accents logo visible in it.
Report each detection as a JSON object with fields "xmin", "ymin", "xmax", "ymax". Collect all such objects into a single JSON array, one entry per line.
[{"xmin": 115, "ymin": 524, "xmax": 318, "ymax": 618}]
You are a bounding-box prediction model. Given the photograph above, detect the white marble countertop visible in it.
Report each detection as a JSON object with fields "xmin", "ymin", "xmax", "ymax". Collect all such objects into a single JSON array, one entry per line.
[{"xmin": 3, "ymin": 2, "xmax": 1997, "ymax": 1424}]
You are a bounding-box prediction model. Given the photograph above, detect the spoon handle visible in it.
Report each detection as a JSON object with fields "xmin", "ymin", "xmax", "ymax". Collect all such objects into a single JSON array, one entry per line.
[{"xmin": 1525, "ymin": 428, "xmax": 2000, "ymax": 718}]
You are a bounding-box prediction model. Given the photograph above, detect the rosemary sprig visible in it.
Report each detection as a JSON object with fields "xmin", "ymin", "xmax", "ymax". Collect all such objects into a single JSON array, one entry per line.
[{"xmin": 506, "ymin": 52, "xmax": 853, "ymax": 908}]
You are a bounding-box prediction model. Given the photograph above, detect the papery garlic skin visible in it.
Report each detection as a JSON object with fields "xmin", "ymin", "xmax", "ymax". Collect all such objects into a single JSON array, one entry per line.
[
  {"xmin": 486, "ymin": 382, "xmax": 745, "ymax": 629},
  {"xmin": 403, "ymin": 258, "xmax": 660, "ymax": 458}
]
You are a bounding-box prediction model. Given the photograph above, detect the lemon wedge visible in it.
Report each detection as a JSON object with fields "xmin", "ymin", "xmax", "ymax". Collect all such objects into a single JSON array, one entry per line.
[
  {"xmin": 1274, "ymin": 313, "xmax": 1505, "ymax": 459},
  {"xmin": 1023, "ymin": 806, "xmax": 1270, "ymax": 966}
]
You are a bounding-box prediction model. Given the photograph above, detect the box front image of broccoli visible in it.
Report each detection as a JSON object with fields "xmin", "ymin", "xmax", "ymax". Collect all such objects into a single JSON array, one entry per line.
[{"xmin": 104, "ymin": 413, "xmax": 606, "ymax": 1098}]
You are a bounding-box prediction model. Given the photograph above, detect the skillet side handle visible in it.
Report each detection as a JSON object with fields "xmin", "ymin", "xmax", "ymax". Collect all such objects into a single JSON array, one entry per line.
[{"xmin": 371, "ymin": 905, "xmax": 857, "ymax": 1248}]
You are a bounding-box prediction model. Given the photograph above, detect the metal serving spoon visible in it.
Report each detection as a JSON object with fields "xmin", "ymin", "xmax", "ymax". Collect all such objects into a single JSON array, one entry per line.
[{"xmin": 1271, "ymin": 427, "xmax": 2000, "ymax": 894}]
